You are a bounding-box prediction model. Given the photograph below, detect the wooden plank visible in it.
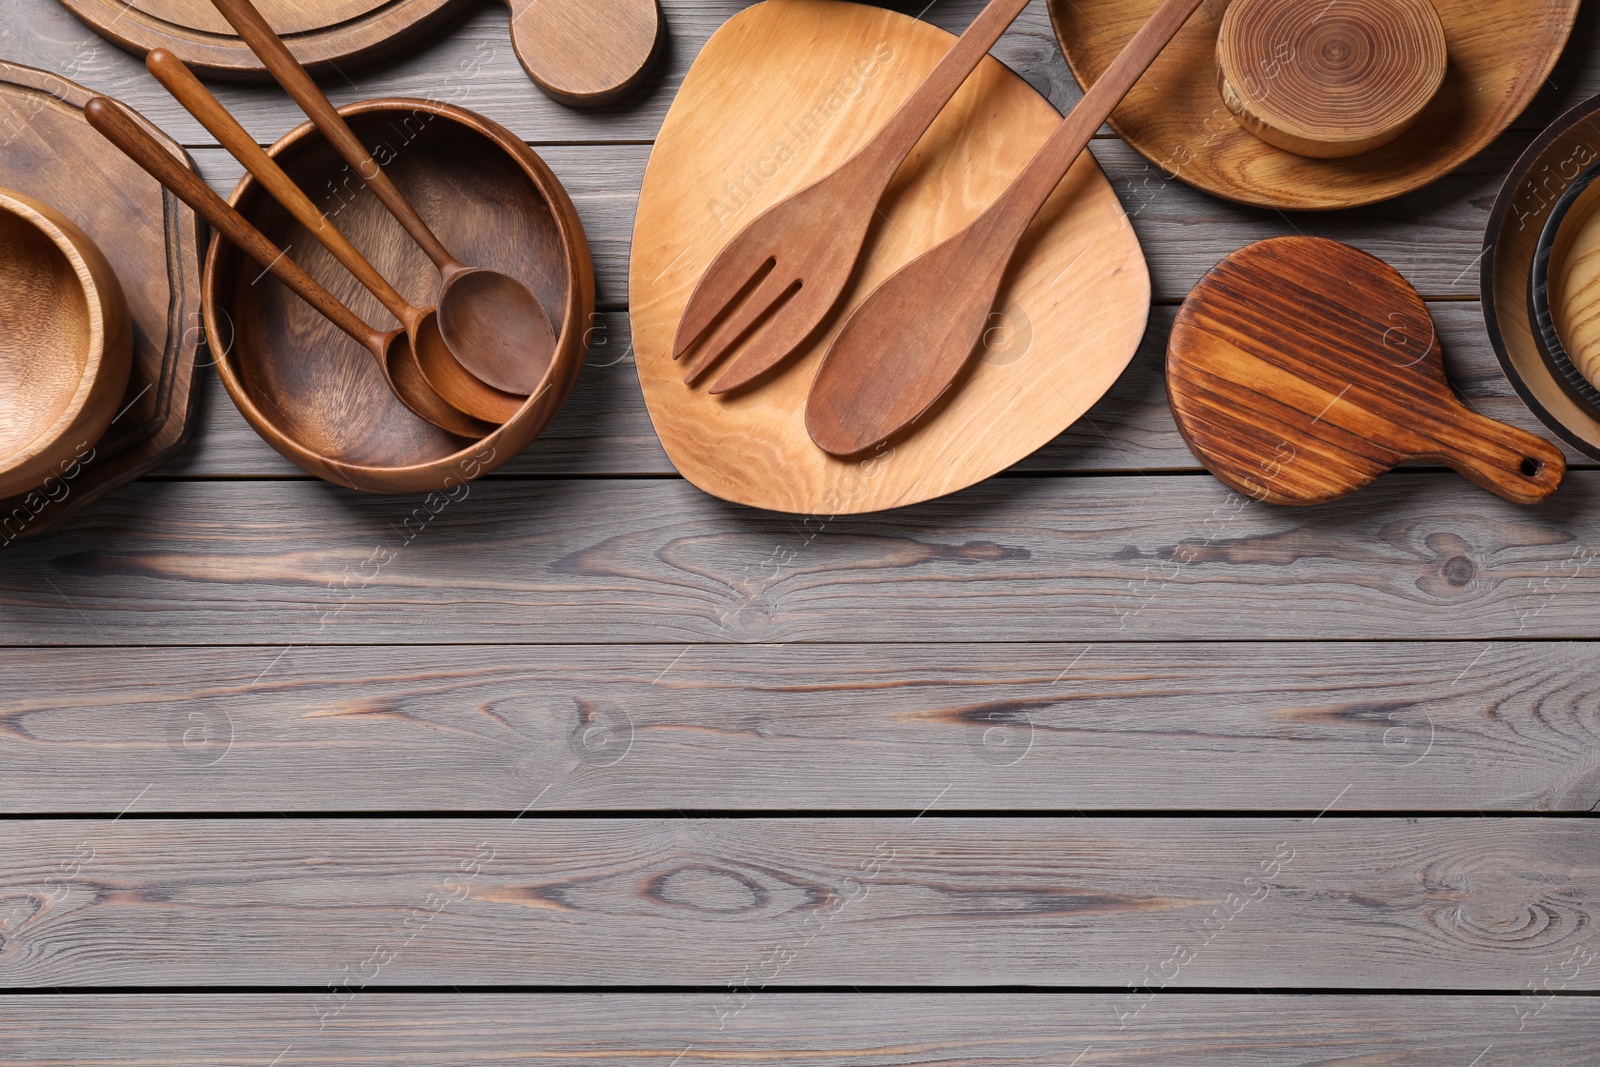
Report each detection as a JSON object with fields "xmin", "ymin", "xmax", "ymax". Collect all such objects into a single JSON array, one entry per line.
[
  {"xmin": 10, "ymin": 0, "xmax": 1598, "ymax": 145},
  {"xmin": 156, "ymin": 302, "xmax": 1591, "ymax": 480},
  {"xmin": 2, "ymin": 642, "xmax": 1597, "ymax": 813},
  {"xmin": 2, "ymin": 994, "xmax": 1598, "ymax": 1064},
  {"xmin": 184, "ymin": 136, "xmax": 1522, "ymax": 309},
  {"xmin": 4, "ymin": 473, "xmax": 1600, "ymax": 645},
  {"xmin": 0, "ymin": 817, "xmax": 1594, "ymax": 987}
]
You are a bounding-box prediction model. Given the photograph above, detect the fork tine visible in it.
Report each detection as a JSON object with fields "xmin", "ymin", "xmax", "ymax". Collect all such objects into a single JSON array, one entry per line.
[
  {"xmin": 682, "ymin": 267, "xmax": 800, "ymax": 386},
  {"xmin": 706, "ymin": 290, "xmax": 818, "ymax": 394},
  {"xmin": 674, "ymin": 240, "xmax": 778, "ymax": 359}
]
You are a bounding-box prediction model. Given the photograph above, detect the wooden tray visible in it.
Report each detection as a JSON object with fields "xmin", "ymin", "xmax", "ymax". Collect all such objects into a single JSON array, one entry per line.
[
  {"xmin": 629, "ymin": 0, "xmax": 1149, "ymax": 515},
  {"xmin": 1484, "ymin": 92, "xmax": 1600, "ymax": 463},
  {"xmin": 0, "ymin": 59, "xmax": 204, "ymax": 542},
  {"xmin": 1048, "ymin": 0, "xmax": 1580, "ymax": 211}
]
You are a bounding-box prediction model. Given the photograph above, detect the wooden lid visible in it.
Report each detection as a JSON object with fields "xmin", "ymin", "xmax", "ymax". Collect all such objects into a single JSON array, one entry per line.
[{"xmin": 1216, "ymin": 0, "xmax": 1447, "ymax": 159}]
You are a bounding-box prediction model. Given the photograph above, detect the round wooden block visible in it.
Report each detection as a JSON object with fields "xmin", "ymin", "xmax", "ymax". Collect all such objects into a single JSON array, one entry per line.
[
  {"xmin": 1169, "ymin": 237, "xmax": 1564, "ymax": 506},
  {"xmin": 629, "ymin": 0, "xmax": 1150, "ymax": 515},
  {"xmin": 507, "ymin": 0, "xmax": 663, "ymax": 107},
  {"xmin": 1049, "ymin": 0, "xmax": 1579, "ymax": 210},
  {"xmin": 1216, "ymin": 0, "xmax": 1446, "ymax": 159}
]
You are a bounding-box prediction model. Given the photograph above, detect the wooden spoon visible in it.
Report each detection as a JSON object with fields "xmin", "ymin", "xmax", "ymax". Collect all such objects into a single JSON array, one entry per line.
[
  {"xmin": 674, "ymin": 0, "xmax": 1033, "ymax": 393},
  {"xmin": 144, "ymin": 49, "xmax": 522, "ymax": 427},
  {"xmin": 806, "ymin": 0, "xmax": 1205, "ymax": 458},
  {"xmin": 210, "ymin": 0, "xmax": 558, "ymax": 399},
  {"xmin": 84, "ymin": 96, "xmax": 492, "ymax": 441}
]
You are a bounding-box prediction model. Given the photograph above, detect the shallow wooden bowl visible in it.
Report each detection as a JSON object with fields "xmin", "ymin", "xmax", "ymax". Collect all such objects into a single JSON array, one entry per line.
[
  {"xmin": 0, "ymin": 188, "xmax": 134, "ymax": 499},
  {"xmin": 1484, "ymin": 92, "xmax": 1600, "ymax": 463},
  {"xmin": 204, "ymin": 98, "xmax": 594, "ymax": 493},
  {"xmin": 1530, "ymin": 159, "xmax": 1600, "ymax": 413}
]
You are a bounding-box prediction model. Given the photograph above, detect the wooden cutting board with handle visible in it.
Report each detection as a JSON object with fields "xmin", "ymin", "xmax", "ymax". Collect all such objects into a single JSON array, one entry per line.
[{"xmin": 1168, "ymin": 236, "xmax": 1565, "ymax": 505}]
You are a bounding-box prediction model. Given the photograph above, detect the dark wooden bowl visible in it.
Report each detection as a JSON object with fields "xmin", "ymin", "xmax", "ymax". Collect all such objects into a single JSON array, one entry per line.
[
  {"xmin": 1529, "ymin": 159, "xmax": 1600, "ymax": 413},
  {"xmin": 203, "ymin": 98, "xmax": 594, "ymax": 493},
  {"xmin": 0, "ymin": 188, "xmax": 134, "ymax": 499},
  {"xmin": 1483, "ymin": 92, "xmax": 1600, "ymax": 464}
]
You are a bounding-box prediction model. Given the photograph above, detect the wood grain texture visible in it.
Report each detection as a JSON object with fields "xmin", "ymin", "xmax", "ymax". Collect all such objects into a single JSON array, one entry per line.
[
  {"xmin": 506, "ymin": 0, "xmax": 663, "ymax": 107},
  {"xmin": 18, "ymin": 0, "xmax": 1600, "ymax": 146},
  {"xmin": 1169, "ymin": 237, "xmax": 1565, "ymax": 505},
  {"xmin": 0, "ymin": 60, "xmax": 204, "ymax": 540},
  {"xmin": 4, "ymin": 995, "xmax": 1600, "ymax": 1064},
  {"xmin": 1216, "ymin": 0, "xmax": 1447, "ymax": 159},
  {"xmin": 1050, "ymin": 0, "xmax": 1579, "ymax": 209},
  {"xmin": 0, "ymin": 188, "xmax": 132, "ymax": 499},
  {"xmin": 5, "ymin": 473, "xmax": 1600, "ymax": 645},
  {"xmin": 2, "ymin": 642, "xmax": 1598, "ymax": 813},
  {"xmin": 206, "ymin": 99, "xmax": 593, "ymax": 492},
  {"xmin": 1, "ymin": 817, "xmax": 1595, "ymax": 987},
  {"xmin": 162, "ymin": 303, "xmax": 1600, "ymax": 479},
  {"xmin": 1484, "ymin": 92, "xmax": 1600, "ymax": 464},
  {"xmin": 633, "ymin": 0, "xmax": 1146, "ymax": 513}
]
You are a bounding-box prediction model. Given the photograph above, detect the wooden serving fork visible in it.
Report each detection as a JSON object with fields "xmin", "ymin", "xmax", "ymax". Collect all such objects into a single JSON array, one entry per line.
[
  {"xmin": 807, "ymin": 0, "xmax": 1205, "ymax": 457},
  {"xmin": 673, "ymin": 0, "xmax": 1032, "ymax": 393}
]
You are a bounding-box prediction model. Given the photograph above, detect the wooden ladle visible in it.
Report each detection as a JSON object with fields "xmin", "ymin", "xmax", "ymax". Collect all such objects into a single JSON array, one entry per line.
[
  {"xmin": 85, "ymin": 96, "xmax": 492, "ymax": 440},
  {"xmin": 211, "ymin": 0, "xmax": 558, "ymax": 400},
  {"xmin": 806, "ymin": 0, "xmax": 1206, "ymax": 458},
  {"xmin": 144, "ymin": 49, "xmax": 522, "ymax": 428}
]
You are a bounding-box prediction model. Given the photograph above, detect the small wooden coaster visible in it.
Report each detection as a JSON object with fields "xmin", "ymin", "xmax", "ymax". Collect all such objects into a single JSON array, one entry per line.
[
  {"xmin": 1168, "ymin": 237, "xmax": 1565, "ymax": 506},
  {"xmin": 0, "ymin": 59, "xmax": 204, "ymax": 542}
]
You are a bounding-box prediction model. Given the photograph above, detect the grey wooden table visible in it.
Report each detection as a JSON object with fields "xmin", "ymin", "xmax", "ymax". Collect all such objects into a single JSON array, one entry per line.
[{"xmin": 2, "ymin": 0, "xmax": 1599, "ymax": 1062}]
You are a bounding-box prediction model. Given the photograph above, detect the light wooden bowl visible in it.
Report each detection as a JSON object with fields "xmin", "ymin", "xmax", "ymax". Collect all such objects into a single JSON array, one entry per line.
[
  {"xmin": 0, "ymin": 188, "xmax": 133, "ymax": 498},
  {"xmin": 203, "ymin": 99, "xmax": 594, "ymax": 493},
  {"xmin": 1484, "ymin": 92, "xmax": 1600, "ymax": 464}
]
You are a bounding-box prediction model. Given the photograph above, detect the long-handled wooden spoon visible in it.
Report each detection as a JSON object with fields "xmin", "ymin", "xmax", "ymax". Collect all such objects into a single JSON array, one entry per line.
[
  {"xmin": 673, "ymin": 0, "xmax": 1033, "ymax": 393},
  {"xmin": 807, "ymin": 0, "xmax": 1205, "ymax": 457},
  {"xmin": 144, "ymin": 49, "xmax": 522, "ymax": 426},
  {"xmin": 85, "ymin": 96, "xmax": 493, "ymax": 440},
  {"xmin": 210, "ymin": 0, "xmax": 558, "ymax": 399}
]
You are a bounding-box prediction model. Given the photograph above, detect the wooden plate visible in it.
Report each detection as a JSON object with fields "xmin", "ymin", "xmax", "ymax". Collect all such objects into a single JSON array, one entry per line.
[
  {"xmin": 57, "ymin": 0, "xmax": 664, "ymax": 103},
  {"xmin": 0, "ymin": 59, "xmax": 203, "ymax": 543},
  {"xmin": 629, "ymin": 0, "xmax": 1149, "ymax": 515},
  {"xmin": 1048, "ymin": 0, "xmax": 1580, "ymax": 211},
  {"xmin": 205, "ymin": 98, "xmax": 594, "ymax": 494},
  {"xmin": 1484, "ymin": 92, "xmax": 1600, "ymax": 463}
]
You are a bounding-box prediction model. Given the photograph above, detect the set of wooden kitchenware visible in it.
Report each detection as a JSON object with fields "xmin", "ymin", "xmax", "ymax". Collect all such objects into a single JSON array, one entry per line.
[{"xmin": 1, "ymin": 0, "xmax": 1593, "ymax": 535}]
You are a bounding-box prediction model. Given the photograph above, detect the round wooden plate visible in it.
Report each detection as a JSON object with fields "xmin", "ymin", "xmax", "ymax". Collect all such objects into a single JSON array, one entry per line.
[
  {"xmin": 629, "ymin": 0, "xmax": 1150, "ymax": 515},
  {"xmin": 1048, "ymin": 0, "xmax": 1580, "ymax": 211},
  {"xmin": 1484, "ymin": 91, "xmax": 1600, "ymax": 463},
  {"xmin": 0, "ymin": 59, "xmax": 204, "ymax": 541}
]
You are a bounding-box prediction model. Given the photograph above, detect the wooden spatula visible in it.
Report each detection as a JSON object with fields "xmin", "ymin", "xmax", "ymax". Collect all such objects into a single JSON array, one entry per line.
[
  {"xmin": 806, "ymin": 0, "xmax": 1205, "ymax": 457},
  {"xmin": 1168, "ymin": 236, "xmax": 1565, "ymax": 505}
]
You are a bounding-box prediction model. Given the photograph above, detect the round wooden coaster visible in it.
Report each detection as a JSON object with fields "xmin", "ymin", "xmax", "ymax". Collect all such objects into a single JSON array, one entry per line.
[
  {"xmin": 1050, "ymin": 0, "xmax": 1579, "ymax": 210},
  {"xmin": 1168, "ymin": 237, "xmax": 1564, "ymax": 505},
  {"xmin": 629, "ymin": 0, "xmax": 1149, "ymax": 515}
]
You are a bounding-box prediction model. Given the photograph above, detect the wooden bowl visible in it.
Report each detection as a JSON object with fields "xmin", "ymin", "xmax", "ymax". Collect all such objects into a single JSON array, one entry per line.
[
  {"xmin": 204, "ymin": 98, "xmax": 594, "ymax": 493},
  {"xmin": 1484, "ymin": 92, "xmax": 1600, "ymax": 463},
  {"xmin": 1530, "ymin": 159, "xmax": 1600, "ymax": 413},
  {"xmin": 0, "ymin": 188, "xmax": 133, "ymax": 499}
]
